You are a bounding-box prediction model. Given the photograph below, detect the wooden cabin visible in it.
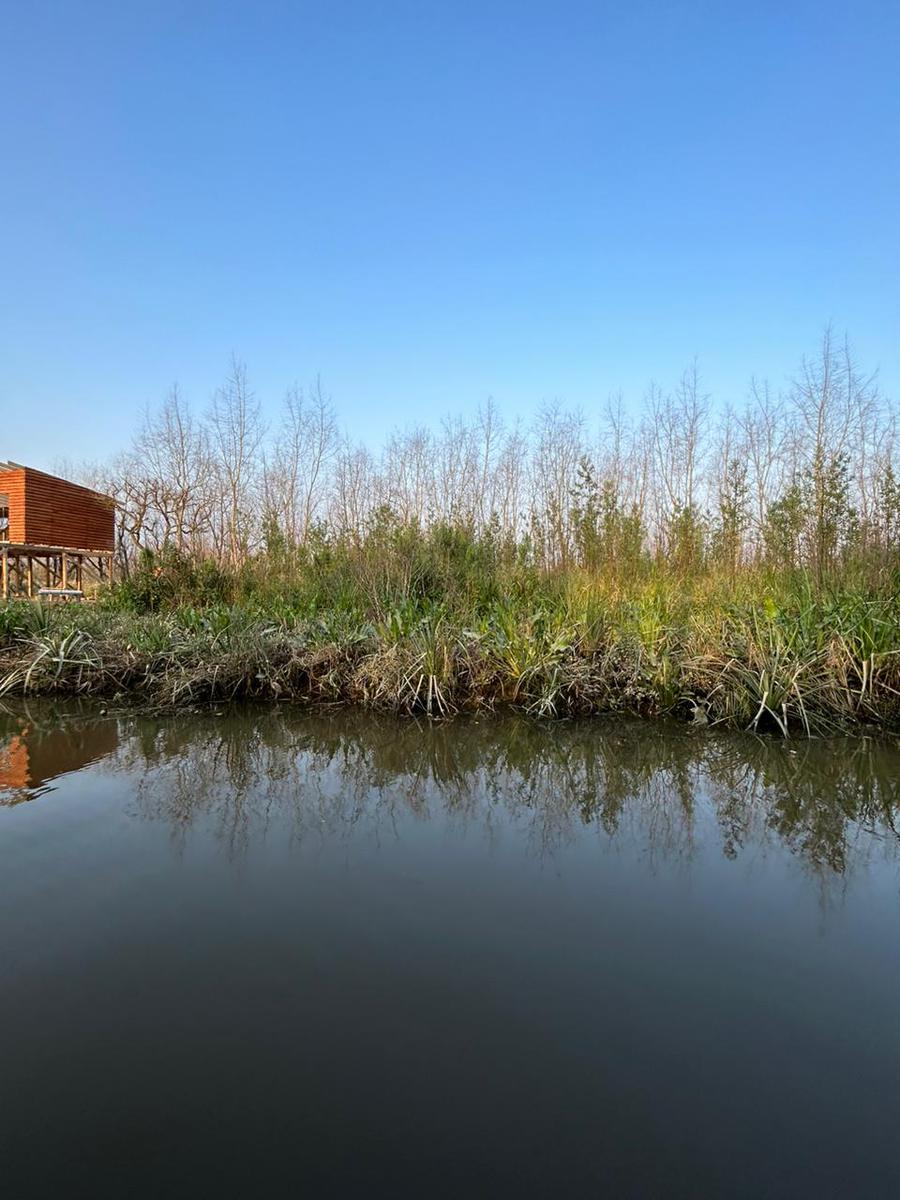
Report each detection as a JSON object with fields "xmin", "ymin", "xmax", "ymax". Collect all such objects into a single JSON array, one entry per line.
[{"xmin": 0, "ymin": 463, "xmax": 115, "ymax": 600}]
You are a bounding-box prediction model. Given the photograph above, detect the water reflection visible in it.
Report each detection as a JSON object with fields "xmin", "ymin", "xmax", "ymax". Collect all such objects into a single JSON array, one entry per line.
[
  {"xmin": 0, "ymin": 705, "xmax": 119, "ymax": 803},
  {"xmin": 1, "ymin": 702, "xmax": 898, "ymax": 878}
]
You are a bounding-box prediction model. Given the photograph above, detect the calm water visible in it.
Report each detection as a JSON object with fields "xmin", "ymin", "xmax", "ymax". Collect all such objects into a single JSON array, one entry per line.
[{"xmin": 1, "ymin": 703, "xmax": 899, "ymax": 1198}]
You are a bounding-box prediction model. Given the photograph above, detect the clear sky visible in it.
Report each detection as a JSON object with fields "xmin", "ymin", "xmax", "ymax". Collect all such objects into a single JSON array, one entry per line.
[{"xmin": 1, "ymin": 0, "xmax": 898, "ymax": 469}]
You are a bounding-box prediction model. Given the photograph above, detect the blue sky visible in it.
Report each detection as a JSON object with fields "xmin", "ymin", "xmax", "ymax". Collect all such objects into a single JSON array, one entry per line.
[{"xmin": 1, "ymin": 0, "xmax": 898, "ymax": 468}]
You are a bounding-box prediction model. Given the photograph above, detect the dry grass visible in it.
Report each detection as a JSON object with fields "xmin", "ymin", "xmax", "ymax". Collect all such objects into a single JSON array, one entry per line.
[{"xmin": 2, "ymin": 579, "xmax": 900, "ymax": 736}]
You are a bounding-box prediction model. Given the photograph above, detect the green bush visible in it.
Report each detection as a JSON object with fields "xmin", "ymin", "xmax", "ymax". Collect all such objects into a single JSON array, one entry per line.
[{"xmin": 105, "ymin": 547, "xmax": 234, "ymax": 613}]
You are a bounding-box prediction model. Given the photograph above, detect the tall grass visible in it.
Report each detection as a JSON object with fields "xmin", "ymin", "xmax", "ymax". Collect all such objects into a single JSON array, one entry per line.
[{"xmin": 1, "ymin": 533, "xmax": 899, "ymax": 734}]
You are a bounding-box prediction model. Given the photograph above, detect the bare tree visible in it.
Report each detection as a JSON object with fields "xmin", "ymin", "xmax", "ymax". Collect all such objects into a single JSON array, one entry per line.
[
  {"xmin": 530, "ymin": 402, "xmax": 585, "ymax": 567},
  {"xmin": 134, "ymin": 386, "xmax": 215, "ymax": 552},
  {"xmin": 650, "ymin": 361, "xmax": 709, "ymax": 517},
  {"xmin": 56, "ymin": 329, "xmax": 895, "ymax": 581},
  {"xmin": 787, "ymin": 328, "xmax": 879, "ymax": 579},
  {"xmin": 332, "ymin": 440, "xmax": 376, "ymax": 543},
  {"xmin": 736, "ymin": 378, "xmax": 788, "ymax": 552},
  {"xmin": 207, "ymin": 356, "xmax": 265, "ymax": 566},
  {"xmin": 264, "ymin": 377, "xmax": 338, "ymax": 546}
]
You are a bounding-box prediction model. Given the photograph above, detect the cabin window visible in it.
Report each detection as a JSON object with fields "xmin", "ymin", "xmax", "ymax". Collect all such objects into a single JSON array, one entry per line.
[{"xmin": 0, "ymin": 495, "xmax": 8, "ymax": 540}]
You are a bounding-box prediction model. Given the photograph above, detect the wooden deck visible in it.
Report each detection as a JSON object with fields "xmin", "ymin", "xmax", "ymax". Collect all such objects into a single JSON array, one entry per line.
[{"xmin": 0, "ymin": 543, "xmax": 114, "ymax": 600}]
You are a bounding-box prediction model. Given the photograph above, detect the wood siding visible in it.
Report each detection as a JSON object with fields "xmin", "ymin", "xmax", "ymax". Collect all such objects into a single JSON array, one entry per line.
[
  {"xmin": 0, "ymin": 466, "xmax": 114, "ymax": 552},
  {"xmin": 0, "ymin": 469, "xmax": 27, "ymax": 543}
]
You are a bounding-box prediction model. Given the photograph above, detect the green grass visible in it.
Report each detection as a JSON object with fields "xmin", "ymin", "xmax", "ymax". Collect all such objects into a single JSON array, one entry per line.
[{"xmin": 1, "ymin": 537, "xmax": 899, "ymax": 734}]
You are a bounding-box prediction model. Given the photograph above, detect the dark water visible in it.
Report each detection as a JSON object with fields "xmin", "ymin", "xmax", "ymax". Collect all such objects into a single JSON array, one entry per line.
[{"xmin": 1, "ymin": 703, "xmax": 899, "ymax": 1198}]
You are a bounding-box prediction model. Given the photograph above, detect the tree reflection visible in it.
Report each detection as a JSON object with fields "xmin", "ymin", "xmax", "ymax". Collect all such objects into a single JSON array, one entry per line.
[{"xmin": 2, "ymin": 702, "xmax": 899, "ymax": 877}]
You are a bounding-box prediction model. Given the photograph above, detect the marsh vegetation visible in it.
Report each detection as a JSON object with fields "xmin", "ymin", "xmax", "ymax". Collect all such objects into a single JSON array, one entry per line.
[{"xmin": 3, "ymin": 332, "xmax": 899, "ymax": 733}]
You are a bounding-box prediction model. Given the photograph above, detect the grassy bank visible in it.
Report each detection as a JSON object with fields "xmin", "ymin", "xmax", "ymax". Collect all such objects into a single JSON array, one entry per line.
[{"xmin": 1, "ymin": 542, "xmax": 899, "ymax": 735}]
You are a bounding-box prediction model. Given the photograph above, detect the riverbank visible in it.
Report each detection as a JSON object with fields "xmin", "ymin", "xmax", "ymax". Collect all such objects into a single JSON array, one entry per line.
[{"xmin": 1, "ymin": 579, "xmax": 898, "ymax": 734}]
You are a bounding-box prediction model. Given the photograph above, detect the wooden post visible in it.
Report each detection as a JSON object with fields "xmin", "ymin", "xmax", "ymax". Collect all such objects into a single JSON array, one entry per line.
[
  {"xmin": 26, "ymin": 555, "xmax": 33, "ymax": 598},
  {"xmin": 75, "ymin": 555, "xmax": 83, "ymax": 592},
  {"xmin": 61, "ymin": 554, "xmax": 68, "ymax": 590},
  {"xmin": 1, "ymin": 549, "xmax": 8, "ymax": 601}
]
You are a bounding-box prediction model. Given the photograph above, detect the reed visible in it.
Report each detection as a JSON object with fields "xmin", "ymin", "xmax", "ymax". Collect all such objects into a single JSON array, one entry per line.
[{"xmin": 1, "ymin": 539, "xmax": 899, "ymax": 734}]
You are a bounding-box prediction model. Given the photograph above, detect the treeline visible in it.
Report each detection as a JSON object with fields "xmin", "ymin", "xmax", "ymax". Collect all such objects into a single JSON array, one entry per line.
[{"xmin": 73, "ymin": 328, "xmax": 898, "ymax": 586}]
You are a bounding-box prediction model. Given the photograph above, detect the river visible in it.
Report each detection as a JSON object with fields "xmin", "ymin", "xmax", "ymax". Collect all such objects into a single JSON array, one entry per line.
[{"xmin": 1, "ymin": 703, "xmax": 898, "ymax": 1196}]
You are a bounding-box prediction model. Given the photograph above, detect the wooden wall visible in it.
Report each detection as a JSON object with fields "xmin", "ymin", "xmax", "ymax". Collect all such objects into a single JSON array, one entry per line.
[
  {"xmin": 0, "ymin": 468, "xmax": 27, "ymax": 543},
  {"xmin": 0, "ymin": 466, "xmax": 115, "ymax": 551}
]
